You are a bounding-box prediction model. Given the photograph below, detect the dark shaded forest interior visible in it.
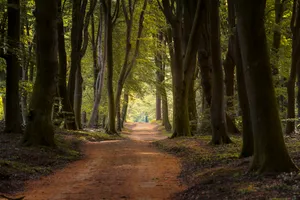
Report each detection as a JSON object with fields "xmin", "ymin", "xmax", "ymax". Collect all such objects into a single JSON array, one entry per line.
[{"xmin": 1, "ymin": 0, "xmax": 300, "ymax": 199}]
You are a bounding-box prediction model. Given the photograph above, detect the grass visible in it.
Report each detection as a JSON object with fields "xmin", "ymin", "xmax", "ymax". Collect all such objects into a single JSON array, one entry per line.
[{"xmin": 59, "ymin": 128, "xmax": 123, "ymax": 142}]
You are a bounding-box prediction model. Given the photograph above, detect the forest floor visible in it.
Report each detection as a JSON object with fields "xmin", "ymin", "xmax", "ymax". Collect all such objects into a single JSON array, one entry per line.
[
  {"xmin": 155, "ymin": 131, "xmax": 300, "ymax": 200},
  {"xmin": 0, "ymin": 124, "xmax": 121, "ymax": 197},
  {"xmin": 1, "ymin": 122, "xmax": 185, "ymax": 200},
  {"xmin": 3, "ymin": 123, "xmax": 300, "ymax": 200}
]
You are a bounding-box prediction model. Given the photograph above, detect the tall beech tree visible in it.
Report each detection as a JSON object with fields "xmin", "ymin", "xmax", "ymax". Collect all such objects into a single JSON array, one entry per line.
[
  {"xmin": 209, "ymin": 0, "xmax": 231, "ymax": 144},
  {"xmin": 75, "ymin": 0, "xmax": 97, "ymax": 129},
  {"xmin": 5, "ymin": 0, "xmax": 22, "ymax": 133},
  {"xmin": 102, "ymin": 0, "xmax": 119, "ymax": 134},
  {"xmin": 286, "ymin": 0, "xmax": 300, "ymax": 135},
  {"xmin": 69, "ymin": 0, "xmax": 97, "ymax": 129},
  {"xmin": 236, "ymin": 30, "xmax": 254, "ymax": 158},
  {"xmin": 155, "ymin": 31, "xmax": 163, "ymax": 121},
  {"xmin": 161, "ymin": 64, "xmax": 172, "ymax": 131},
  {"xmin": 88, "ymin": 5, "xmax": 106, "ymax": 128},
  {"xmin": 121, "ymin": 92, "xmax": 129, "ymax": 128},
  {"xmin": 235, "ymin": 0, "xmax": 297, "ymax": 172},
  {"xmin": 155, "ymin": 31, "xmax": 171, "ymax": 131},
  {"xmin": 22, "ymin": 0, "xmax": 58, "ymax": 146},
  {"xmin": 159, "ymin": 0, "xmax": 201, "ymax": 137},
  {"xmin": 223, "ymin": 0, "xmax": 236, "ymax": 134},
  {"xmin": 68, "ymin": 0, "xmax": 87, "ymax": 129},
  {"xmin": 57, "ymin": 0, "xmax": 77, "ymax": 130},
  {"xmin": 197, "ymin": 0, "xmax": 239, "ymax": 136},
  {"xmin": 115, "ymin": 0, "xmax": 148, "ymax": 131}
]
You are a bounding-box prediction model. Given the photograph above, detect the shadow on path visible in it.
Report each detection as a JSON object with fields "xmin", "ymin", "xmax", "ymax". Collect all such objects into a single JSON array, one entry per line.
[{"xmin": 16, "ymin": 123, "xmax": 185, "ymax": 200}]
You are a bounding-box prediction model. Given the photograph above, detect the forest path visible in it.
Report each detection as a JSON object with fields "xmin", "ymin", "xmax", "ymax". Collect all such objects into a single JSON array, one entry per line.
[{"xmin": 17, "ymin": 123, "xmax": 185, "ymax": 200}]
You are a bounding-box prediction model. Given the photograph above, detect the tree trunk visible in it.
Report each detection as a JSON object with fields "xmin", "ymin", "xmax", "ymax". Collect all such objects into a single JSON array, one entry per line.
[
  {"xmin": 161, "ymin": 85, "xmax": 171, "ymax": 132},
  {"xmin": 161, "ymin": 0, "xmax": 201, "ymax": 138},
  {"xmin": 5, "ymin": 0, "xmax": 22, "ymax": 133},
  {"xmin": 223, "ymin": 0, "xmax": 236, "ymax": 134},
  {"xmin": 272, "ymin": 0, "xmax": 285, "ymax": 75},
  {"xmin": 57, "ymin": 0, "xmax": 77, "ymax": 130},
  {"xmin": 81, "ymin": 111, "xmax": 87, "ymax": 127},
  {"xmin": 72, "ymin": 0, "xmax": 96, "ymax": 129},
  {"xmin": 22, "ymin": 0, "xmax": 58, "ymax": 146},
  {"xmin": 68, "ymin": 0, "xmax": 87, "ymax": 114},
  {"xmin": 155, "ymin": 32, "xmax": 163, "ymax": 121},
  {"xmin": 161, "ymin": 62, "xmax": 171, "ymax": 132},
  {"xmin": 102, "ymin": 114, "xmax": 106, "ymax": 128},
  {"xmin": 198, "ymin": 0, "xmax": 239, "ymax": 135},
  {"xmin": 74, "ymin": 65, "xmax": 83, "ymax": 129},
  {"xmin": 155, "ymin": 78, "xmax": 162, "ymax": 121},
  {"xmin": 287, "ymin": 0, "xmax": 300, "ymax": 135},
  {"xmin": 188, "ymin": 75, "xmax": 197, "ymax": 134},
  {"xmin": 235, "ymin": 0, "xmax": 297, "ymax": 173},
  {"xmin": 89, "ymin": 4, "xmax": 105, "ymax": 128},
  {"xmin": 273, "ymin": 0, "xmax": 286, "ymax": 112},
  {"xmin": 91, "ymin": 14, "xmax": 99, "ymax": 98},
  {"xmin": 21, "ymin": 61, "xmax": 28, "ymax": 126},
  {"xmin": 103, "ymin": 0, "xmax": 117, "ymax": 134},
  {"xmin": 121, "ymin": 92, "xmax": 129, "ymax": 128},
  {"xmin": 170, "ymin": 18, "xmax": 194, "ymax": 138},
  {"xmin": 235, "ymin": 30, "xmax": 253, "ymax": 158},
  {"xmin": 209, "ymin": 0, "xmax": 231, "ymax": 144}
]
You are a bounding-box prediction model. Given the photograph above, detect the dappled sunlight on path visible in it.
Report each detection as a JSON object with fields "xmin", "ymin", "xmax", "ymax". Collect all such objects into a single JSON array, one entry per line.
[{"xmin": 16, "ymin": 123, "xmax": 184, "ymax": 200}]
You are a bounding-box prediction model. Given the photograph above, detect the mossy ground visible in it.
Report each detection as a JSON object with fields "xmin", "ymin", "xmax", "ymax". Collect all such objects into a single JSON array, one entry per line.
[
  {"xmin": 0, "ymin": 128, "xmax": 123, "ymax": 195},
  {"xmin": 154, "ymin": 134, "xmax": 300, "ymax": 200}
]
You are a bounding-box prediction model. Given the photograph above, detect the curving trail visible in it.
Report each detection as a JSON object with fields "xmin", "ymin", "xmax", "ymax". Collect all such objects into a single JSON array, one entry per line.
[{"xmin": 17, "ymin": 123, "xmax": 185, "ymax": 200}]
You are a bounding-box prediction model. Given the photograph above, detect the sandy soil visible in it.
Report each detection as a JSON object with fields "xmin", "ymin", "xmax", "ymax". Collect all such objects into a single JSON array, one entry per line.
[{"xmin": 16, "ymin": 123, "xmax": 185, "ymax": 200}]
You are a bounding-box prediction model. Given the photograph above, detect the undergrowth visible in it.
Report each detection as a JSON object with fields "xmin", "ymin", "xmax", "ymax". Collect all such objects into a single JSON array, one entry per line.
[
  {"xmin": 0, "ymin": 128, "xmax": 122, "ymax": 194},
  {"xmin": 154, "ymin": 134, "xmax": 300, "ymax": 200}
]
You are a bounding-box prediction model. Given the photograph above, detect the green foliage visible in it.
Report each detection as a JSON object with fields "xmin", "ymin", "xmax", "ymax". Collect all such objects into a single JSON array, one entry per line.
[{"xmin": 61, "ymin": 129, "xmax": 123, "ymax": 142}]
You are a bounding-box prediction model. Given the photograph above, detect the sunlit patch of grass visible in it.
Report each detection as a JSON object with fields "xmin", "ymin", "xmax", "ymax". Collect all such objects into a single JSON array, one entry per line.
[
  {"xmin": 60, "ymin": 129, "xmax": 123, "ymax": 142},
  {"xmin": 237, "ymin": 184, "xmax": 257, "ymax": 194},
  {"xmin": 0, "ymin": 160, "xmax": 52, "ymax": 175}
]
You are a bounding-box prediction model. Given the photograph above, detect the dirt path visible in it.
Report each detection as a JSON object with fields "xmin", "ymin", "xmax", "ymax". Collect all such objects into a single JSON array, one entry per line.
[{"xmin": 17, "ymin": 123, "xmax": 185, "ymax": 200}]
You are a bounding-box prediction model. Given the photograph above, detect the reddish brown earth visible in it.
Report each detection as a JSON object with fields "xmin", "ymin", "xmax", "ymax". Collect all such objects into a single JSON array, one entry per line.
[{"xmin": 16, "ymin": 123, "xmax": 185, "ymax": 200}]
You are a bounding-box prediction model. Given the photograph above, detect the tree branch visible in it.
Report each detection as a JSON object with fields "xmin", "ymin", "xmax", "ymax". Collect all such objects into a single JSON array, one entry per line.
[
  {"xmin": 183, "ymin": 0, "xmax": 202, "ymax": 72},
  {"xmin": 81, "ymin": 0, "xmax": 97, "ymax": 58},
  {"xmin": 112, "ymin": 0, "xmax": 120, "ymax": 25},
  {"xmin": 124, "ymin": 0, "xmax": 148, "ymax": 80}
]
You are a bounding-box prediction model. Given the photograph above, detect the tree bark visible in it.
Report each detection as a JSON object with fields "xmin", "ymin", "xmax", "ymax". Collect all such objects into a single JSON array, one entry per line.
[
  {"xmin": 71, "ymin": 0, "xmax": 96, "ymax": 129},
  {"xmin": 286, "ymin": 0, "xmax": 300, "ymax": 135},
  {"xmin": 235, "ymin": 0, "xmax": 297, "ymax": 173},
  {"xmin": 89, "ymin": 4, "xmax": 106, "ymax": 128},
  {"xmin": 74, "ymin": 64, "xmax": 83, "ymax": 129},
  {"xmin": 57, "ymin": 0, "xmax": 77, "ymax": 130},
  {"xmin": 272, "ymin": 0, "xmax": 285, "ymax": 75},
  {"xmin": 155, "ymin": 76, "xmax": 162, "ymax": 121},
  {"xmin": 235, "ymin": 30, "xmax": 253, "ymax": 158},
  {"xmin": 161, "ymin": 0, "xmax": 201, "ymax": 138},
  {"xmin": 188, "ymin": 73, "xmax": 198, "ymax": 134},
  {"xmin": 155, "ymin": 31, "xmax": 163, "ymax": 121},
  {"xmin": 68, "ymin": 0, "xmax": 87, "ymax": 122},
  {"xmin": 103, "ymin": 0, "xmax": 117, "ymax": 134},
  {"xmin": 5, "ymin": 0, "xmax": 22, "ymax": 133},
  {"xmin": 121, "ymin": 92, "xmax": 129, "ymax": 128},
  {"xmin": 198, "ymin": 0, "xmax": 239, "ymax": 135},
  {"xmin": 223, "ymin": 0, "xmax": 236, "ymax": 134},
  {"xmin": 22, "ymin": 0, "xmax": 58, "ymax": 146},
  {"xmin": 209, "ymin": 0, "xmax": 231, "ymax": 144}
]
